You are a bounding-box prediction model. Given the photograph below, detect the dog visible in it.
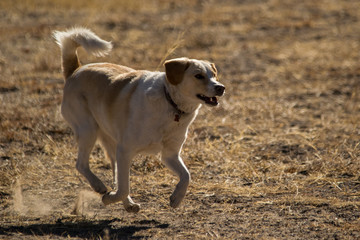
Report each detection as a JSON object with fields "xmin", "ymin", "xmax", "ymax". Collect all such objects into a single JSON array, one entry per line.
[{"xmin": 54, "ymin": 27, "xmax": 225, "ymax": 212}]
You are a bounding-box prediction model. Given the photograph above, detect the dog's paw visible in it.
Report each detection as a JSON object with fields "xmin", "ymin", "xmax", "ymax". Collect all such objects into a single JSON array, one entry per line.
[
  {"xmin": 124, "ymin": 203, "xmax": 140, "ymax": 213},
  {"xmin": 93, "ymin": 184, "xmax": 108, "ymax": 195},
  {"xmin": 102, "ymin": 192, "xmax": 115, "ymax": 206},
  {"xmin": 96, "ymin": 187, "xmax": 108, "ymax": 195}
]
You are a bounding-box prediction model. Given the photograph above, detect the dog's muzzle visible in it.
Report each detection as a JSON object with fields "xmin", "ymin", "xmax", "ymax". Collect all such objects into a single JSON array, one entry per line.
[
  {"xmin": 196, "ymin": 84, "xmax": 225, "ymax": 106},
  {"xmin": 215, "ymin": 84, "xmax": 225, "ymax": 96}
]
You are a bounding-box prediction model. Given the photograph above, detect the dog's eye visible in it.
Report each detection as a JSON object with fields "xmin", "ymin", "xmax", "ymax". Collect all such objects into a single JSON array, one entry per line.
[{"xmin": 195, "ymin": 74, "xmax": 205, "ymax": 80}]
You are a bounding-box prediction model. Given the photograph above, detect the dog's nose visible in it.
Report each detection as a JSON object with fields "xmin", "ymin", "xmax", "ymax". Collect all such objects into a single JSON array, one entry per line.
[{"xmin": 215, "ymin": 84, "xmax": 225, "ymax": 96}]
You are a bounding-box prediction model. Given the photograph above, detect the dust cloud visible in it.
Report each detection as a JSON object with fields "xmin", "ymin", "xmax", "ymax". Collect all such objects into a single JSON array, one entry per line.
[
  {"xmin": 72, "ymin": 189, "xmax": 102, "ymax": 216},
  {"xmin": 12, "ymin": 178, "xmax": 52, "ymax": 216}
]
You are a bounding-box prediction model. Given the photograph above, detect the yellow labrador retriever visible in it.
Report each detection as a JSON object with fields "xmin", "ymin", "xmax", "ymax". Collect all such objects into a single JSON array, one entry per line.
[{"xmin": 54, "ymin": 28, "xmax": 225, "ymax": 212}]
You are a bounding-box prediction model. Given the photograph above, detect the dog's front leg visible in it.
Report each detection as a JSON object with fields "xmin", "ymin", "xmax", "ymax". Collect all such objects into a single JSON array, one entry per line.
[
  {"xmin": 162, "ymin": 148, "xmax": 191, "ymax": 208},
  {"xmin": 102, "ymin": 145, "xmax": 140, "ymax": 213}
]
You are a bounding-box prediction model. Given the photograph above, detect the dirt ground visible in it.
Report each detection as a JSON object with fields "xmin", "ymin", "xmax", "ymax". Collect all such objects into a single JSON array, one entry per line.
[{"xmin": 1, "ymin": 0, "xmax": 360, "ymax": 239}]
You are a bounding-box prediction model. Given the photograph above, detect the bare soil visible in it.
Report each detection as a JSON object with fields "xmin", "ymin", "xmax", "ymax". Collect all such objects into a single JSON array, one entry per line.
[{"xmin": 1, "ymin": 0, "xmax": 360, "ymax": 239}]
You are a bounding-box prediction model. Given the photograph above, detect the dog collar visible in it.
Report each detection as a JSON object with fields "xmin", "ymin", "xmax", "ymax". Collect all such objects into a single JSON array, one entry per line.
[{"xmin": 164, "ymin": 86, "xmax": 185, "ymax": 122}]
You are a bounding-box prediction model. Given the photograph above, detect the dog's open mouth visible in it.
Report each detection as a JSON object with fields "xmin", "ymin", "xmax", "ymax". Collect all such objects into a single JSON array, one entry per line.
[{"xmin": 196, "ymin": 94, "xmax": 218, "ymax": 106}]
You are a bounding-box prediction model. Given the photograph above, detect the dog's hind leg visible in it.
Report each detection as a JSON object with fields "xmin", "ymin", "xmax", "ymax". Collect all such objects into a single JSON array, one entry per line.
[
  {"xmin": 102, "ymin": 145, "xmax": 140, "ymax": 212},
  {"xmin": 75, "ymin": 121, "xmax": 108, "ymax": 194},
  {"xmin": 98, "ymin": 131, "xmax": 116, "ymax": 186}
]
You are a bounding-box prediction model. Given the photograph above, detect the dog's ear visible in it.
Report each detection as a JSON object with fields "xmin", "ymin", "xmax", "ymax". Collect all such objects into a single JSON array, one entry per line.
[
  {"xmin": 164, "ymin": 58, "xmax": 190, "ymax": 85},
  {"xmin": 210, "ymin": 63, "xmax": 218, "ymax": 75}
]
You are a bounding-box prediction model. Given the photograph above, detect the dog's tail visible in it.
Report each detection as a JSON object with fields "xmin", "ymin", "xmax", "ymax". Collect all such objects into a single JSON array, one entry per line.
[{"xmin": 53, "ymin": 27, "xmax": 112, "ymax": 79}]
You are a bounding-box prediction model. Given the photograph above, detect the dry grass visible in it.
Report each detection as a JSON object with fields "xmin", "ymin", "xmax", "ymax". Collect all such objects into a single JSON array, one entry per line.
[{"xmin": 1, "ymin": 0, "xmax": 360, "ymax": 239}]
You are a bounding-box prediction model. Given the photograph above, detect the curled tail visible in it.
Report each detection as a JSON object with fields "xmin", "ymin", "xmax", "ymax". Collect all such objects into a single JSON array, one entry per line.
[{"xmin": 53, "ymin": 27, "xmax": 112, "ymax": 79}]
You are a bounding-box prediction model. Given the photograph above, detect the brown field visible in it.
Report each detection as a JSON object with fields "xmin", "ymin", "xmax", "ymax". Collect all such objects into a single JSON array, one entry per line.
[{"xmin": 1, "ymin": 0, "xmax": 360, "ymax": 239}]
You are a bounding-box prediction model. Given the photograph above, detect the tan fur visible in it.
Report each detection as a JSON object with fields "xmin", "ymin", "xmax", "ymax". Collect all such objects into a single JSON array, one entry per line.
[
  {"xmin": 62, "ymin": 54, "xmax": 81, "ymax": 79},
  {"xmin": 210, "ymin": 63, "xmax": 218, "ymax": 76},
  {"xmin": 164, "ymin": 58, "xmax": 190, "ymax": 85},
  {"xmin": 103, "ymin": 71, "xmax": 143, "ymax": 126}
]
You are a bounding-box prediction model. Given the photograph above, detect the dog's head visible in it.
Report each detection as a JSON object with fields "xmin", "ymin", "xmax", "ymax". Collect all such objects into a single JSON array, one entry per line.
[{"xmin": 164, "ymin": 58, "xmax": 225, "ymax": 106}]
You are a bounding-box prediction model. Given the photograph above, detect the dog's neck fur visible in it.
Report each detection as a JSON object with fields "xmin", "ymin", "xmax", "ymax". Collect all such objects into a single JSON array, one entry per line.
[
  {"xmin": 164, "ymin": 86, "xmax": 186, "ymax": 122},
  {"xmin": 164, "ymin": 80, "xmax": 201, "ymax": 118}
]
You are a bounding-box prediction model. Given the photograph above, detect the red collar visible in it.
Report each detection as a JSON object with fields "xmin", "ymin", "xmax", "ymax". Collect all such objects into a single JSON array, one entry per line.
[{"xmin": 164, "ymin": 86, "xmax": 185, "ymax": 122}]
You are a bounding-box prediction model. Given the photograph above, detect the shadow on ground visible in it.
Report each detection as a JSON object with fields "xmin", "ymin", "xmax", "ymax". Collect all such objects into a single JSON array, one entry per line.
[{"xmin": 0, "ymin": 218, "xmax": 169, "ymax": 239}]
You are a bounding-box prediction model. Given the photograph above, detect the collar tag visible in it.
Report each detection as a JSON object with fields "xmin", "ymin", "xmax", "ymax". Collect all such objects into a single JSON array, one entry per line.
[{"xmin": 174, "ymin": 114, "xmax": 180, "ymax": 122}]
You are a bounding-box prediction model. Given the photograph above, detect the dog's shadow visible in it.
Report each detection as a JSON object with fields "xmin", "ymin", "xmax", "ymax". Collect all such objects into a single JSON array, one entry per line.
[{"xmin": 0, "ymin": 217, "xmax": 169, "ymax": 239}]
